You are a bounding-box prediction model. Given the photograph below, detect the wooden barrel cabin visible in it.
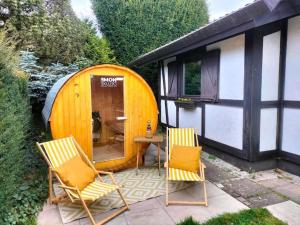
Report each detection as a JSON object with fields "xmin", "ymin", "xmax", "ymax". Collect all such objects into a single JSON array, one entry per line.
[{"xmin": 42, "ymin": 64, "xmax": 158, "ymax": 171}]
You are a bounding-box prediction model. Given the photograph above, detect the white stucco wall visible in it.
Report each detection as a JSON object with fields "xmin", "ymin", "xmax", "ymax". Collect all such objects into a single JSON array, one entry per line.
[
  {"xmin": 205, "ymin": 105, "xmax": 243, "ymax": 149},
  {"xmin": 160, "ymin": 100, "xmax": 166, "ymax": 124},
  {"xmin": 259, "ymin": 108, "xmax": 278, "ymax": 151},
  {"xmin": 160, "ymin": 100, "xmax": 176, "ymax": 127},
  {"xmin": 284, "ymin": 16, "xmax": 300, "ymax": 101},
  {"xmin": 179, "ymin": 107, "xmax": 202, "ymax": 135},
  {"xmin": 282, "ymin": 108, "xmax": 300, "ymax": 155},
  {"xmin": 261, "ymin": 31, "xmax": 281, "ymax": 101},
  {"xmin": 207, "ymin": 34, "xmax": 245, "ymax": 100},
  {"xmin": 161, "ymin": 57, "xmax": 176, "ymax": 96}
]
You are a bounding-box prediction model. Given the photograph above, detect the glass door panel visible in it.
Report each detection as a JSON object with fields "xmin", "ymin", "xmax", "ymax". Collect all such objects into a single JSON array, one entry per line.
[{"xmin": 90, "ymin": 76, "xmax": 125, "ymax": 162}]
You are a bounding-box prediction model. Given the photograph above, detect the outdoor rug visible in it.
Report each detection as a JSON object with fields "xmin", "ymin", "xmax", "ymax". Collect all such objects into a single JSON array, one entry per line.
[{"xmin": 54, "ymin": 167, "xmax": 193, "ymax": 223}]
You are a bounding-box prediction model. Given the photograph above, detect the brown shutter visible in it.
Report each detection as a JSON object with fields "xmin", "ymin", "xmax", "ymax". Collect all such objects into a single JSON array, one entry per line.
[
  {"xmin": 167, "ymin": 61, "xmax": 178, "ymax": 97},
  {"xmin": 201, "ymin": 50, "xmax": 220, "ymax": 101}
]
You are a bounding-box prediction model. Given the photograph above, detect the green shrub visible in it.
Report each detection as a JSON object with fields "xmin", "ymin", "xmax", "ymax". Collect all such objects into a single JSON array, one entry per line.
[
  {"xmin": 178, "ymin": 217, "xmax": 201, "ymax": 225},
  {"xmin": 177, "ymin": 208, "xmax": 287, "ymax": 225},
  {"xmin": 92, "ymin": 0, "xmax": 209, "ymax": 64},
  {"xmin": 0, "ymin": 33, "xmax": 48, "ymax": 225}
]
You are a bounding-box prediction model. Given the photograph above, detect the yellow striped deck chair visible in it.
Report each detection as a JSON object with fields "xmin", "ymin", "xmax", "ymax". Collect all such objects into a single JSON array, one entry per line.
[
  {"xmin": 36, "ymin": 136, "xmax": 129, "ymax": 225},
  {"xmin": 165, "ymin": 128, "xmax": 208, "ymax": 206}
]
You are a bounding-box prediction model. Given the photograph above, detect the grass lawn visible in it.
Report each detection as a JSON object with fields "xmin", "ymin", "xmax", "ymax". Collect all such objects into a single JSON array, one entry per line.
[{"xmin": 177, "ymin": 208, "xmax": 286, "ymax": 225}]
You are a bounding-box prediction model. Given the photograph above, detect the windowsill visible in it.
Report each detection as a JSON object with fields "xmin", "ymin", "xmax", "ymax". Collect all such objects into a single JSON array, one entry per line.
[
  {"xmin": 174, "ymin": 100, "xmax": 196, "ymax": 109},
  {"xmin": 174, "ymin": 97, "xmax": 218, "ymax": 110},
  {"xmin": 180, "ymin": 95, "xmax": 218, "ymax": 103}
]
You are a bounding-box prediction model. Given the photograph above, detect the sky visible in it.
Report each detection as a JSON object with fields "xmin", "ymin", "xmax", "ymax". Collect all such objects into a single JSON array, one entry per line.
[
  {"xmin": 70, "ymin": 0, "xmax": 254, "ymax": 33},
  {"xmin": 206, "ymin": 0, "xmax": 254, "ymax": 21}
]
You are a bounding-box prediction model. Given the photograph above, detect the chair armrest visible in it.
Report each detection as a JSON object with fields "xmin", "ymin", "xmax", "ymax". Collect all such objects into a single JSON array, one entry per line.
[
  {"xmin": 200, "ymin": 162, "xmax": 206, "ymax": 169},
  {"xmin": 164, "ymin": 162, "xmax": 168, "ymax": 168},
  {"xmin": 198, "ymin": 161, "xmax": 206, "ymax": 180},
  {"xmin": 97, "ymin": 170, "xmax": 117, "ymax": 185},
  {"xmin": 50, "ymin": 168, "xmax": 58, "ymax": 173}
]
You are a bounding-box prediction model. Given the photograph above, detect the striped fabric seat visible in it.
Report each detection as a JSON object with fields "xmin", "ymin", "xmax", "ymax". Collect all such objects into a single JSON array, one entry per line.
[
  {"xmin": 37, "ymin": 137, "xmax": 129, "ymax": 224},
  {"xmin": 166, "ymin": 128, "xmax": 208, "ymax": 206},
  {"xmin": 168, "ymin": 128, "xmax": 202, "ymax": 182},
  {"xmin": 69, "ymin": 180, "xmax": 119, "ymax": 201},
  {"xmin": 42, "ymin": 137, "xmax": 79, "ymax": 168},
  {"xmin": 168, "ymin": 168, "xmax": 202, "ymax": 181},
  {"xmin": 168, "ymin": 128, "xmax": 195, "ymax": 159},
  {"xmin": 42, "ymin": 137, "xmax": 120, "ymax": 200}
]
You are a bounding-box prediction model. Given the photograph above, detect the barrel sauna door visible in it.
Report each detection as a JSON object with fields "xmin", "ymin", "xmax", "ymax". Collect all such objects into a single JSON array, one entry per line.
[{"xmin": 90, "ymin": 76, "xmax": 125, "ymax": 162}]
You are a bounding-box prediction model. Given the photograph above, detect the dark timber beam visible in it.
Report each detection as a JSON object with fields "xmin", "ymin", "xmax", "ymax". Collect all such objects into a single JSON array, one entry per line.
[
  {"xmin": 243, "ymin": 30, "xmax": 255, "ymax": 161},
  {"xmin": 277, "ymin": 21, "xmax": 288, "ymax": 153}
]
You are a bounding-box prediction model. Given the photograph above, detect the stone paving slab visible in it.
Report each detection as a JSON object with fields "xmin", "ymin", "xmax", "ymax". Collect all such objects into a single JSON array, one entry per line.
[
  {"xmin": 204, "ymin": 160, "xmax": 238, "ymax": 183},
  {"xmin": 37, "ymin": 203, "xmax": 65, "ymax": 225},
  {"xmin": 157, "ymin": 186, "xmax": 248, "ymax": 223},
  {"xmin": 258, "ymin": 178, "xmax": 293, "ymax": 188},
  {"xmin": 266, "ymin": 200, "xmax": 300, "ymax": 225},
  {"xmin": 259, "ymin": 178, "xmax": 300, "ymax": 203},
  {"xmin": 248, "ymin": 192, "xmax": 288, "ymax": 208},
  {"xmin": 126, "ymin": 207, "xmax": 174, "ymax": 225},
  {"xmin": 222, "ymin": 178, "xmax": 270, "ymax": 199},
  {"xmin": 272, "ymin": 183, "xmax": 300, "ymax": 204},
  {"xmin": 79, "ymin": 209, "xmax": 128, "ymax": 225}
]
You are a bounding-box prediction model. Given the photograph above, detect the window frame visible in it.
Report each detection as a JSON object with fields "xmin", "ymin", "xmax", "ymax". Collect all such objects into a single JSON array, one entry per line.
[{"xmin": 178, "ymin": 49, "xmax": 220, "ymax": 102}]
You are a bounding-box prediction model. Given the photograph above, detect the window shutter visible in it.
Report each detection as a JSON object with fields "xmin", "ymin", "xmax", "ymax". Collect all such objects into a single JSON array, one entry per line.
[
  {"xmin": 201, "ymin": 50, "xmax": 220, "ymax": 100},
  {"xmin": 167, "ymin": 61, "xmax": 178, "ymax": 97}
]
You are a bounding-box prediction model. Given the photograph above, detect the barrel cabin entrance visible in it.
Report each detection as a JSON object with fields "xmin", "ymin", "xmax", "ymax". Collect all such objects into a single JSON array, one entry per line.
[
  {"xmin": 42, "ymin": 64, "xmax": 158, "ymax": 171},
  {"xmin": 91, "ymin": 75, "xmax": 125, "ymax": 162}
]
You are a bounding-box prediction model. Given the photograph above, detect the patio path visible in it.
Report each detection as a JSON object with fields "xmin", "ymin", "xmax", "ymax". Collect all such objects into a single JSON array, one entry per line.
[
  {"xmin": 201, "ymin": 151, "xmax": 300, "ymax": 208},
  {"xmin": 38, "ymin": 181, "xmax": 248, "ymax": 225},
  {"xmin": 37, "ymin": 145, "xmax": 300, "ymax": 225}
]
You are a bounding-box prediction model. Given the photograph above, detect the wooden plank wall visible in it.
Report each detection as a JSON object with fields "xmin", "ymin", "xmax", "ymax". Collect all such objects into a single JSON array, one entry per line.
[{"xmin": 49, "ymin": 65, "xmax": 158, "ymax": 171}]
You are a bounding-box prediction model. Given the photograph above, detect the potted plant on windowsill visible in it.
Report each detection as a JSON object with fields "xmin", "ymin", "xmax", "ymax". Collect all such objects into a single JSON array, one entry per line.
[{"xmin": 175, "ymin": 98, "xmax": 196, "ymax": 109}]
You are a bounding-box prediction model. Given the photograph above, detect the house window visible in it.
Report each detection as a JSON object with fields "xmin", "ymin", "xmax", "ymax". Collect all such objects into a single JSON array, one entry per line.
[
  {"xmin": 183, "ymin": 61, "xmax": 202, "ymax": 96},
  {"xmin": 179, "ymin": 49, "xmax": 220, "ymax": 101}
]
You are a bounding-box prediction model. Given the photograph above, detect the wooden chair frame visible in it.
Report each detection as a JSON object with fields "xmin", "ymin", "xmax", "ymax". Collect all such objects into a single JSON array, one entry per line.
[
  {"xmin": 165, "ymin": 128, "xmax": 208, "ymax": 206},
  {"xmin": 36, "ymin": 136, "xmax": 129, "ymax": 225}
]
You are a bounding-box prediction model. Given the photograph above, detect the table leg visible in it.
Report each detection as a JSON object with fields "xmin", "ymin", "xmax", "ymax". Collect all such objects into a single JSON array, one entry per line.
[
  {"xmin": 158, "ymin": 143, "xmax": 161, "ymax": 176},
  {"xmin": 136, "ymin": 143, "xmax": 139, "ymax": 175}
]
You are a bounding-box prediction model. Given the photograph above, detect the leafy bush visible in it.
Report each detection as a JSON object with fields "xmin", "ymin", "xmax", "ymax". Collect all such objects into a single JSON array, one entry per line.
[
  {"xmin": 3, "ymin": 1, "xmax": 117, "ymax": 66},
  {"xmin": 0, "ymin": 34, "xmax": 48, "ymax": 225},
  {"xmin": 5, "ymin": 176, "xmax": 47, "ymax": 225},
  {"xmin": 178, "ymin": 217, "xmax": 200, "ymax": 225},
  {"xmin": 92, "ymin": 0, "xmax": 208, "ymax": 95},
  {"xmin": 80, "ymin": 35, "xmax": 117, "ymax": 68},
  {"xmin": 92, "ymin": 0, "xmax": 209, "ymax": 64}
]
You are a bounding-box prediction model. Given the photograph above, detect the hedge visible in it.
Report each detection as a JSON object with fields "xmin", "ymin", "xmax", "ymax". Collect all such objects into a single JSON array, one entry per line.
[{"xmin": 0, "ymin": 34, "xmax": 47, "ymax": 225}]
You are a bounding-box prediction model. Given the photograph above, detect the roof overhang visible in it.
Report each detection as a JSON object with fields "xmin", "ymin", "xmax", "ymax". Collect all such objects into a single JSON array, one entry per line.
[
  {"xmin": 42, "ymin": 73, "xmax": 76, "ymax": 127},
  {"xmin": 129, "ymin": 0, "xmax": 300, "ymax": 67}
]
